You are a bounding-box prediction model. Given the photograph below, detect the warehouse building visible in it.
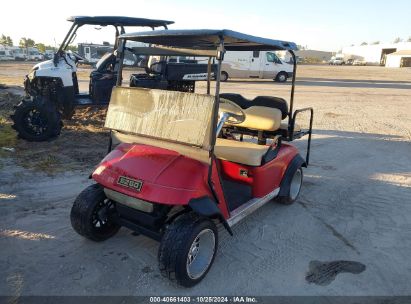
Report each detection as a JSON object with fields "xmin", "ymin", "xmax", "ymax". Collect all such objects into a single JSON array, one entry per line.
[
  {"xmin": 385, "ymin": 50, "xmax": 411, "ymax": 67},
  {"xmin": 342, "ymin": 42, "xmax": 411, "ymax": 66}
]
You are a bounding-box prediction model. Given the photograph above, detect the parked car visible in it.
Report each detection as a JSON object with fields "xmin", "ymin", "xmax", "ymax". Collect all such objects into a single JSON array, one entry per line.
[{"xmin": 353, "ymin": 59, "xmax": 367, "ymax": 66}]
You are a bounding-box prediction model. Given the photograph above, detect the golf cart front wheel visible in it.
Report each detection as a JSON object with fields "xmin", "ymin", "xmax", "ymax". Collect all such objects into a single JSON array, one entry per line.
[
  {"xmin": 277, "ymin": 167, "xmax": 303, "ymax": 204},
  {"xmin": 158, "ymin": 212, "xmax": 218, "ymax": 287},
  {"xmin": 70, "ymin": 184, "xmax": 120, "ymax": 242}
]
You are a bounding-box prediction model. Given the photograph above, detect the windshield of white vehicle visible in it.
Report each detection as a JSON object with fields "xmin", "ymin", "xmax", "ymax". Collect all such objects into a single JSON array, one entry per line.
[{"xmin": 105, "ymin": 87, "xmax": 215, "ymax": 149}]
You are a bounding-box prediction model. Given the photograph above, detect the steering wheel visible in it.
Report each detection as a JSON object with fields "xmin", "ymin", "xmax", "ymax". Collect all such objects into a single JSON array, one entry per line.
[
  {"xmin": 219, "ymin": 99, "xmax": 246, "ymax": 124},
  {"xmin": 67, "ymin": 51, "xmax": 88, "ymax": 63}
]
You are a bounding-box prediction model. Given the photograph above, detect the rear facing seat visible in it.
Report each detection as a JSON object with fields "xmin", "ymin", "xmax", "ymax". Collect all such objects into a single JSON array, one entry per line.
[{"xmin": 220, "ymin": 93, "xmax": 289, "ymax": 120}]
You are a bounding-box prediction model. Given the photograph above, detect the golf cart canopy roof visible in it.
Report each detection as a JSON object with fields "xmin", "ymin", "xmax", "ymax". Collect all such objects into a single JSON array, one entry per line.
[
  {"xmin": 67, "ymin": 16, "xmax": 174, "ymax": 28},
  {"xmin": 119, "ymin": 29, "xmax": 298, "ymax": 51}
]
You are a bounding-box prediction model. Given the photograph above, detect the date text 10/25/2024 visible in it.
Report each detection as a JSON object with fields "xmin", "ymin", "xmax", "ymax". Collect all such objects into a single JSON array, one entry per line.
[{"xmin": 149, "ymin": 297, "xmax": 258, "ymax": 303}]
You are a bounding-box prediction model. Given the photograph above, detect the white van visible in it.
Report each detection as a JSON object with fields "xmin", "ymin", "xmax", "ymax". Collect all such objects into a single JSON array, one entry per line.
[{"xmin": 221, "ymin": 50, "xmax": 293, "ymax": 82}]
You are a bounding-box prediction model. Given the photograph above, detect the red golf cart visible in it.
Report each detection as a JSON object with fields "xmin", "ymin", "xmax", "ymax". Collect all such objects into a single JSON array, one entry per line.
[{"xmin": 70, "ymin": 29, "xmax": 313, "ymax": 287}]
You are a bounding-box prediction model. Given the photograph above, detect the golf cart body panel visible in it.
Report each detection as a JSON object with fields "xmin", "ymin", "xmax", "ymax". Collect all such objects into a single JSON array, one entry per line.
[
  {"xmin": 218, "ymin": 143, "xmax": 299, "ymax": 198},
  {"xmin": 92, "ymin": 143, "xmax": 212, "ymax": 206}
]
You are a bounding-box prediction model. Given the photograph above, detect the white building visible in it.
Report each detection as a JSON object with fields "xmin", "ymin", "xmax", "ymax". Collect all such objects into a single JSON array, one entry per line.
[
  {"xmin": 342, "ymin": 42, "xmax": 411, "ymax": 66},
  {"xmin": 385, "ymin": 50, "xmax": 411, "ymax": 68}
]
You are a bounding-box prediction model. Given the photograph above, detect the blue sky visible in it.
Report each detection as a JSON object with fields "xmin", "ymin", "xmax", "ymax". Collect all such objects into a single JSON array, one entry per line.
[{"xmin": 1, "ymin": 0, "xmax": 410, "ymax": 51}]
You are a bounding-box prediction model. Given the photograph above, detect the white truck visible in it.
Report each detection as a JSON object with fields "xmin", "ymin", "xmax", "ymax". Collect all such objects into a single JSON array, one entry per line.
[
  {"xmin": 220, "ymin": 50, "xmax": 293, "ymax": 82},
  {"xmin": 329, "ymin": 53, "xmax": 345, "ymax": 65}
]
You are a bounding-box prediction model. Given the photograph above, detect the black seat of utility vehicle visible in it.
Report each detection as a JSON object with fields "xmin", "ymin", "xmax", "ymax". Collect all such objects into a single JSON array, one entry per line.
[{"xmin": 220, "ymin": 93, "xmax": 288, "ymax": 119}]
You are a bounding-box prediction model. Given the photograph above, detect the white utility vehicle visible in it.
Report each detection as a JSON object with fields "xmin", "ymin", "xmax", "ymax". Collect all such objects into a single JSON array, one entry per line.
[
  {"xmin": 220, "ymin": 50, "xmax": 293, "ymax": 82},
  {"xmin": 10, "ymin": 16, "xmax": 173, "ymax": 141}
]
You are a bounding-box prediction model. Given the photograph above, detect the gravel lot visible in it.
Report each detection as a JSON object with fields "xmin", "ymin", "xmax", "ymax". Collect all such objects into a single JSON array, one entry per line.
[{"xmin": 0, "ymin": 63, "xmax": 410, "ymax": 297}]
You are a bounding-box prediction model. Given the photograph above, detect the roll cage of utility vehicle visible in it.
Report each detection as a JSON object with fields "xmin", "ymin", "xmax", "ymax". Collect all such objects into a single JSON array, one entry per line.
[
  {"xmin": 70, "ymin": 29, "xmax": 313, "ymax": 287},
  {"xmin": 10, "ymin": 16, "xmax": 173, "ymax": 142}
]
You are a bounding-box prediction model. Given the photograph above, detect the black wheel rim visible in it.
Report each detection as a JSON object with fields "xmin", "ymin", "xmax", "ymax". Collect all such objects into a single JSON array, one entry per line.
[
  {"xmin": 91, "ymin": 199, "xmax": 116, "ymax": 233},
  {"xmin": 23, "ymin": 108, "xmax": 48, "ymax": 136}
]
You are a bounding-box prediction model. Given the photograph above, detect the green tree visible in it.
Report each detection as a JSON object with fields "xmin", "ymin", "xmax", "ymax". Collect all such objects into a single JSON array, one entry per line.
[
  {"xmin": 360, "ymin": 42, "xmax": 368, "ymax": 46},
  {"xmin": 407, "ymin": 37, "xmax": 411, "ymax": 42},
  {"xmin": 393, "ymin": 37, "xmax": 402, "ymax": 43},
  {"xmin": 372, "ymin": 41, "xmax": 380, "ymax": 45},
  {"xmin": 0, "ymin": 34, "xmax": 13, "ymax": 46},
  {"xmin": 19, "ymin": 37, "xmax": 35, "ymax": 48},
  {"xmin": 6, "ymin": 36, "xmax": 13, "ymax": 46},
  {"xmin": 35, "ymin": 43, "xmax": 46, "ymax": 53},
  {"xmin": 0, "ymin": 34, "xmax": 5, "ymax": 45},
  {"xmin": 1, "ymin": 34, "xmax": 7, "ymax": 45}
]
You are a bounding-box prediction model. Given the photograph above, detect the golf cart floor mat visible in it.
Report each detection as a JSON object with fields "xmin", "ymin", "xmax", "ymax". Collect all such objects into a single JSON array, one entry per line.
[{"xmin": 222, "ymin": 179, "xmax": 252, "ymax": 211}]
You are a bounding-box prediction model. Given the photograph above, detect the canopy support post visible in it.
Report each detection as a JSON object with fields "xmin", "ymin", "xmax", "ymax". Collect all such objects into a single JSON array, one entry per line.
[
  {"xmin": 116, "ymin": 39, "xmax": 126, "ymax": 86},
  {"xmin": 288, "ymin": 50, "xmax": 297, "ymax": 140},
  {"xmin": 208, "ymin": 38, "xmax": 224, "ymax": 155},
  {"xmin": 58, "ymin": 23, "xmax": 76, "ymax": 53},
  {"xmin": 206, "ymin": 57, "xmax": 212, "ymax": 95}
]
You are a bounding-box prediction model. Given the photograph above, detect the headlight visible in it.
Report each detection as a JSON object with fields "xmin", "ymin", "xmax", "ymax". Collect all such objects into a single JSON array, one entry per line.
[
  {"xmin": 27, "ymin": 70, "xmax": 36, "ymax": 80},
  {"xmin": 27, "ymin": 66, "xmax": 39, "ymax": 80}
]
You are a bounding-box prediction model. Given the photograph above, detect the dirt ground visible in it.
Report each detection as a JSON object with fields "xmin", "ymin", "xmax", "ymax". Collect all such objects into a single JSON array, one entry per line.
[{"xmin": 0, "ymin": 62, "xmax": 411, "ymax": 296}]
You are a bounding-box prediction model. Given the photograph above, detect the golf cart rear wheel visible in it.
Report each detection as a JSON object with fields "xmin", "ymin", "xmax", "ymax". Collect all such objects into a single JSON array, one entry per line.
[
  {"xmin": 275, "ymin": 72, "xmax": 288, "ymax": 82},
  {"xmin": 277, "ymin": 167, "xmax": 303, "ymax": 204},
  {"xmin": 10, "ymin": 97, "xmax": 62, "ymax": 141},
  {"xmin": 158, "ymin": 212, "xmax": 218, "ymax": 287},
  {"xmin": 70, "ymin": 184, "xmax": 120, "ymax": 242}
]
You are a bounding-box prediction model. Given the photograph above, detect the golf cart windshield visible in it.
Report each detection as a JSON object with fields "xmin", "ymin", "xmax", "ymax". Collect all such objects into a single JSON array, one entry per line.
[{"xmin": 105, "ymin": 87, "xmax": 214, "ymax": 149}]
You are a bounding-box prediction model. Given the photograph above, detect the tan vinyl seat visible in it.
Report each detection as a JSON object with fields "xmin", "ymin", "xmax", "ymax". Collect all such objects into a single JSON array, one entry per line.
[
  {"xmin": 227, "ymin": 106, "xmax": 282, "ymax": 131},
  {"xmin": 217, "ymin": 105, "xmax": 282, "ymax": 166},
  {"xmin": 215, "ymin": 138, "xmax": 269, "ymax": 166}
]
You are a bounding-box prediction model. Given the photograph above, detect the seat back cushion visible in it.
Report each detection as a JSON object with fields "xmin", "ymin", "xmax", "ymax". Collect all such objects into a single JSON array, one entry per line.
[
  {"xmin": 220, "ymin": 93, "xmax": 288, "ymax": 119},
  {"xmin": 228, "ymin": 106, "xmax": 282, "ymax": 131}
]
